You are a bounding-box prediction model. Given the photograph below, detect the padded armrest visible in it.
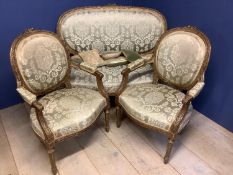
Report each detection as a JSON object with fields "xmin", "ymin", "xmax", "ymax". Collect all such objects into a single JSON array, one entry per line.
[
  {"xmin": 127, "ymin": 59, "xmax": 145, "ymax": 71},
  {"xmin": 187, "ymin": 82, "xmax": 205, "ymax": 98},
  {"xmin": 70, "ymin": 54, "xmax": 83, "ymax": 64},
  {"xmin": 17, "ymin": 87, "xmax": 36, "ymax": 105},
  {"xmin": 79, "ymin": 62, "xmax": 97, "ymax": 74},
  {"xmin": 71, "ymin": 54, "xmax": 82, "ymax": 60},
  {"xmin": 100, "ymin": 51, "xmax": 122, "ymax": 60}
]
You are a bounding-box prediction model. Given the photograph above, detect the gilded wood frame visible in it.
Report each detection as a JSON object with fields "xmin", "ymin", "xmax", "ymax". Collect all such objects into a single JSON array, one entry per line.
[
  {"xmin": 10, "ymin": 29, "xmax": 110, "ymax": 175},
  {"xmin": 115, "ymin": 26, "xmax": 211, "ymax": 163}
]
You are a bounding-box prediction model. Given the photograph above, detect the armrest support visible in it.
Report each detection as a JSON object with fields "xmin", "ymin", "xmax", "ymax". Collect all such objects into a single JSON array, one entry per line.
[
  {"xmin": 17, "ymin": 87, "xmax": 36, "ymax": 105},
  {"xmin": 17, "ymin": 87, "xmax": 51, "ymax": 139},
  {"xmin": 116, "ymin": 58, "xmax": 151, "ymax": 96},
  {"xmin": 182, "ymin": 94, "xmax": 193, "ymax": 104},
  {"xmin": 31, "ymin": 101, "xmax": 54, "ymax": 142},
  {"xmin": 71, "ymin": 62, "xmax": 110, "ymax": 109},
  {"xmin": 172, "ymin": 81, "xmax": 205, "ymax": 133}
]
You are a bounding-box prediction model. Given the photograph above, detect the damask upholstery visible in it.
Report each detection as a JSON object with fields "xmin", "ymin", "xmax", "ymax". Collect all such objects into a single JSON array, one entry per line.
[
  {"xmin": 188, "ymin": 82, "xmax": 205, "ymax": 98},
  {"xmin": 30, "ymin": 87, "xmax": 106, "ymax": 140},
  {"xmin": 155, "ymin": 31, "xmax": 207, "ymax": 89},
  {"xmin": 79, "ymin": 49, "xmax": 104, "ymax": 65},
  {"xmin": 119, "ymin": 84, "xmax": 193, "ymax": 132},
  {"xmin": 15, "ymin": 34, "xmax": 68, "ymax": 94},
  {"xmin": 70, "ymin": 54, "xmax": 154, "ymax": 94},
  {"xmin": 17, "ymin": 87, "xmax": 36, "ymax": 105},
  {"xmin": 58, "ymin": 6, "xmax": 166, "ymax": 53},
  {"xmin": 79, "ymin": 62, "xmax": 97, "ymax": 74}
]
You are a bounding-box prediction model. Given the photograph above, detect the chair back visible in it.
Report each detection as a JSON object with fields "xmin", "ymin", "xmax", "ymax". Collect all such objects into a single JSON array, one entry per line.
[
  {"xmin": 10, "ymin": 30, "xmax": 70, "ymax": 95},
  {"xmin": 154, "ymin": 26, "xmax": 211, "ymax": 90}
]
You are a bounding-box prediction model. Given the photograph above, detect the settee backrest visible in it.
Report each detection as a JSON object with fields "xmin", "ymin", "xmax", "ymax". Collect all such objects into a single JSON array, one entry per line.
[{"xmin": 57, "ymin": 6, "xmax": 167, "ymax": 54}]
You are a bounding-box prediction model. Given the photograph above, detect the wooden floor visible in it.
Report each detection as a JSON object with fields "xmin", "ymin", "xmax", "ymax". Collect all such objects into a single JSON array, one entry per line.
[{"xmin": 0, "ymin": 103, "xmax": 233, "ymax": 175}]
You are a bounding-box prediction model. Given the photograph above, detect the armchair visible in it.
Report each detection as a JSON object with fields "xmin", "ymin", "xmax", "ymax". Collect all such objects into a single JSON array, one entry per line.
[
  {"xmin": 115, "ymin": 26, "xmax": 211, "ymax": 163},
  {"xmin": 10, "ymin": 29, "xmax": 109, "ymax": 174}
]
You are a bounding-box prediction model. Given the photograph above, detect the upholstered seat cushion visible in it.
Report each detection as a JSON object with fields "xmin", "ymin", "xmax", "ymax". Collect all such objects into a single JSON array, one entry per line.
[
  {"xmin": 30, "ymin": 87, "xmax": 106, "ymax": 140},
  {"xmin": 119, "ymin": 84, "xmax": 193, "ymax": 132},
  {"xmin": 70, "ymin": 54, "xmax": 154, "ymax": 94}
]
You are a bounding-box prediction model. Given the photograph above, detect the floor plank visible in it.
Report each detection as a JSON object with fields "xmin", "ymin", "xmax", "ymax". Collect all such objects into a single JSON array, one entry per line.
[
  {"xmin": 0, "ymin": 104, "xmax": 99, "ymax": 175},
  {"xmin": 98, "ymin": 116, "xmax": 180, "ymax": 175},
  {"xmin": 1, "ymin": 104, "xmax": 232, "ymax": 175},
  {"xmin": 192, "ymin": 110, "xmax": 233, "ymax": 140},
  {"xmin": 56, "ymin": 139, "xmax": 100, "ymax": 175},
  {"xmin": 77, "ymin": 124, "xmax": 140, "ymax": 175},
  {"xmin": 179, "ymin": 111, "xmax": 233, "ymax": 175},
  {"xmin": 0, "ymin": 115, "xmax": 19, "ymax": 175},
  {"xmin": 125, "ymin": 119, "xmax": 220, "ymax": 175},
  {"xmin": 1, "ymin": 104, "xmax": 55, "ymax": 175}
]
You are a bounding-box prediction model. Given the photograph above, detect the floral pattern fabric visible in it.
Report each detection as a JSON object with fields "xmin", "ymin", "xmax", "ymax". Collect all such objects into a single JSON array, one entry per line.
[
  {"xmin": 30, "ymin": 87, "xmax": 106, "ymax": 140},
  {"xmin": 119, "ymin": 84, "xmax": 193, "ymax": 131},
  {"xmin": 16, "ymin": 34, "xmax": 68, "ymax": 93},
  {"xmin": 79, "ymin": 62, "xmax": 97, "ymax": 74},
  {"xmin": 70, "ymin": 57, "xmax": 154, "ymax": 94},
  {"xmin": 155, "ymin": 31, "xmax": 206, "ymax": 89},
  {"xmin": 79, "ymin": 49, "xmax": 104, "ymax": 65},
  {"xmin": 60, "ymin": 8, "xmax": 166, "ymax": 53}
]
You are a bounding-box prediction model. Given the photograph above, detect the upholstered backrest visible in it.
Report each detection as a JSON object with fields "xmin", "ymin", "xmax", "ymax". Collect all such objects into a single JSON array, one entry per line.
[
  {"xmin": 10, "ymin": 30, "xmax": 69, "ymax": 95},
  {"xmin": 57, "ymin": 6, "xmax": 167, "ymax": 54},
  {"xmin": 154, "ymin": 27, "xmax": 211, "ymax": 90}
]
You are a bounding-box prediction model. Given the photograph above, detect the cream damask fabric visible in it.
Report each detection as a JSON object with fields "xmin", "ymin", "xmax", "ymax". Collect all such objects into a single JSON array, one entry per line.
[
  {"xmin": 60, "ymin": 8, "xmax": 165, "ymax": 53},
  {"xmin": 70, "ymin": 55, "xmax": 154, "ymax": 94},
  {"xmin": 188, "ymin": 82, "xmax": 205, "ymax": 98},
  {"xmin": 155, "ymin": 31, "xmax": 206, "ymax": 89},
  {"xmin": 17, "ymin": 87, "xmax": 36, "ymax": 105},
  {"xmin": 119, "ymin": 84, "xmax": 193, "ymax": 132},
  {"xmin": 15, "ymin": 34, "xmax": 68, "ymax": 93},
  {"xmin": 79, "ymin": 49, "xmax": 104, "ymax": 65},
  {"xmin": 30, "ymin": 87, "xmax": 106, "ymax": 140}
]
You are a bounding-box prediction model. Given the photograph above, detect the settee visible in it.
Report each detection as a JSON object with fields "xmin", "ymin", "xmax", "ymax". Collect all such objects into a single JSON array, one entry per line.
[{"xmin": 57, "ymin": 5, "xmax": 167, "ymax": 95}]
